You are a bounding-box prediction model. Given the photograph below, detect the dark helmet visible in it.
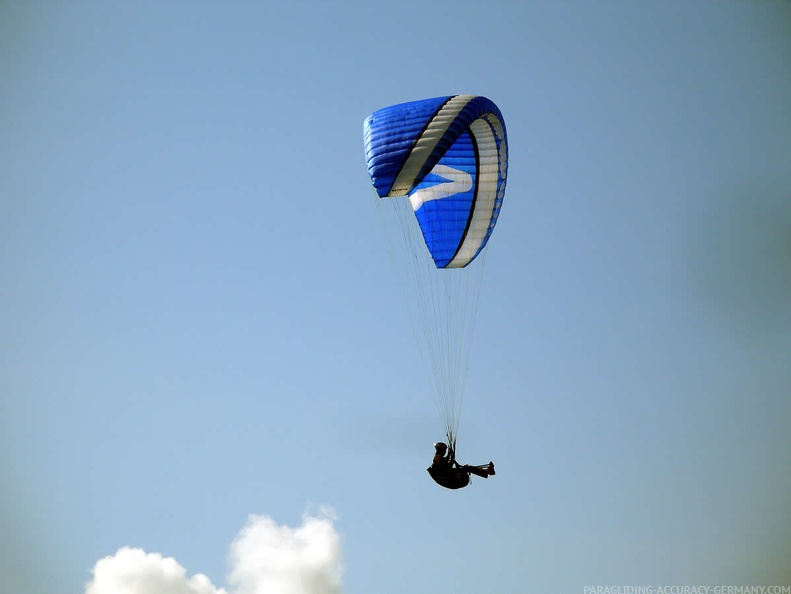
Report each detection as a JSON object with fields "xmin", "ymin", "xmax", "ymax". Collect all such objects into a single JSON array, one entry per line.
[{"xmin": 434, "ymin": 442, "xmax": 448, "ymax": 452}]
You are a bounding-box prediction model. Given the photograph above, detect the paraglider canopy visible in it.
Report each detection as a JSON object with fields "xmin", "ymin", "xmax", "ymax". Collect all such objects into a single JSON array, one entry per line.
[{"xmin": 364, "ymin": 95, "xmax": 508, "ymax": 271}]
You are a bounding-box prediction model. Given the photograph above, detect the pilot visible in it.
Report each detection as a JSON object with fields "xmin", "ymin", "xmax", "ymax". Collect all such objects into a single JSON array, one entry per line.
[{"xmin": 427, "ymin": 442, "xmax": 495, "ymax": 490}]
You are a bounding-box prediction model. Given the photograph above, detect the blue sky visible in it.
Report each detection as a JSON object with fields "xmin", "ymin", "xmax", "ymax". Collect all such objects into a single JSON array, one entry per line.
[{"xmin": 2, "ymin": 2, "xmax": 791, "ymax": 593}]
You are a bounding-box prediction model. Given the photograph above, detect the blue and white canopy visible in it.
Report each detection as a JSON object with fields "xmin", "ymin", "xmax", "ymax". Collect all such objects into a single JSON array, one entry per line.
[{"xmin": 364, "ymin": 95, "xmax": 508, "ymax": 268}]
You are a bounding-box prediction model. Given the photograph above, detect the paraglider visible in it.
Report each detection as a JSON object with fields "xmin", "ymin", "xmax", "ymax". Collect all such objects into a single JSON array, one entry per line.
[
  {"xmin": 363, "ymin": 95, "xmax": 508, "ymax": 489},
  {"xmin": 427, "ymin": 442, "xmax": 495, "ymax": 490}
]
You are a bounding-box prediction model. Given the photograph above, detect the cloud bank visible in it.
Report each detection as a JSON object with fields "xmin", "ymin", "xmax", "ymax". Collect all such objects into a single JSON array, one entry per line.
[{"xmin": 85, "ymin": 507, "xmax": 342, "ymax": 594}]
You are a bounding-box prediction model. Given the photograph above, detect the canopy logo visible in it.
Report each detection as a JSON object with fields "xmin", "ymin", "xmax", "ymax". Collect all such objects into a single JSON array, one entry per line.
[{"xmin": 409, "ymin": 164, "xmax": 473, "ymax": 211}]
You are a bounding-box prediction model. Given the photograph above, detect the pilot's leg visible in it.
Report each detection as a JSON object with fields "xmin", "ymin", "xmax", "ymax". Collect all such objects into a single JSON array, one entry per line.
[{"xmin": 465, "ymin": 465, "xmax": 490, "ymax": 479}]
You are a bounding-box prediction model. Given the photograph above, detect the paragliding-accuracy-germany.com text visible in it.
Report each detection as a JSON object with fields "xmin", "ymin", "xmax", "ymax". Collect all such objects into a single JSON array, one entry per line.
[{"xmin": 583, "ymin": 586, "xmax": 791, "ymax": 594}]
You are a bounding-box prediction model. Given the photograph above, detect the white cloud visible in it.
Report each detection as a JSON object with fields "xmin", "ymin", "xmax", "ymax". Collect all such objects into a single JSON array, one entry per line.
[
  {"xmin": 228, "ymin": 506, "xmax": 342, "ymax": 594},
  {"xmin": 84, "ymin": 507, "xmax": 342, "ymax": 594},
  {"xmin": 85, "ymin": 548, "xmax": 226, "ymax": 594}
]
